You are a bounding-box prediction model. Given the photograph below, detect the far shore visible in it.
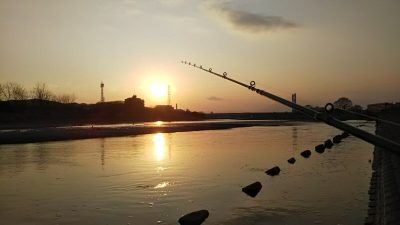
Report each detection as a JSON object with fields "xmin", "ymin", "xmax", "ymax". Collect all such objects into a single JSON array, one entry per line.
[{"xmin": 0, "ymin": 120, "xmax": 301, "ymax": 145}]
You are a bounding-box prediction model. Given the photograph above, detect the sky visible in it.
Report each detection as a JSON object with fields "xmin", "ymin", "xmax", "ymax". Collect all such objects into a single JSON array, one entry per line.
[{"xmin": 0, "ymin": 0, "xmax": 399, "ymax": 112}]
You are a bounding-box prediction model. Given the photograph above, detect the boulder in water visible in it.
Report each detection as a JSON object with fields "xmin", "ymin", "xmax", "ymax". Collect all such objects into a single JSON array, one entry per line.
[
  {"xmin": 178, "ymin": 210, "xmax": 209, "ymax": 225},
  {"xmin": 324, "ymin": 139, "xmax": 333, "ymax": 149},
  {"xmin": 341, "ymin": 132, "xmax": 350, "ymax": 138},
  {"xmin": 287, "ymin": 157, "xmax": 296, "ymax": 164},
  {"xmin": 300, "ymin": 150, "xmax": 311, "ymax": 158},
  {"xmin": 332, "ymin": 135, "xmax": 342, "ymax": 143},
  {"xmin": 265, "ymin": 166, "xmax": 281, "ymax": 176},
  {"xmin": 242, "ymin": 181, "xmax": 262, "ymax": 198},
  {"xmin": 315, "ymin": 144, "xmax": 325, "ymax": 153}
]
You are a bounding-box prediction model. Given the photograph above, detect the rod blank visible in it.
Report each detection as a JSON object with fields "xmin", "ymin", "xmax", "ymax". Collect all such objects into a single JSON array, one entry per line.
[{"xmin": 182, "ymin": 61, "xmax": 400, "ymax": 154}]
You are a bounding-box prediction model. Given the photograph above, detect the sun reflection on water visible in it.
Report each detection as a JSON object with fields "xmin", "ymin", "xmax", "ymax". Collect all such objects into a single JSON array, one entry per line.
[
  {"xmin": 153, "ymin": 133, "xmax": 166, "ymax": 161},
  {"xmin": 155, "ymin": 121, "xmax": 164, "ymax": 126},
  {"xmin": 156, "ymin": 166, "xmax": 166, "ymax": 172},
  {"xmin": 154, "ymin": 181, "xmax": 170, "ymax": 189}
]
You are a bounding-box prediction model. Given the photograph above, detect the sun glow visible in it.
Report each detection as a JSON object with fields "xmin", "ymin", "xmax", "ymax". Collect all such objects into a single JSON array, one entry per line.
[
  {"xmin": 150, "ymin": 83, "xmax": 167, "ymax": 98},
  {"xmin": 153, "ymin": 133, "xmax": 166, "ymax": 161},
  {"xmin": 155, "ymin": 121, "xmax": 164, "ymax": 126}
]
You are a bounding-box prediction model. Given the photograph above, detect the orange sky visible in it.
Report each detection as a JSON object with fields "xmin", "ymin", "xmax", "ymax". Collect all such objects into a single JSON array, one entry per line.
[{"xmin": 1, "ymin": 0, "xmax": 399, "ymax": 112}]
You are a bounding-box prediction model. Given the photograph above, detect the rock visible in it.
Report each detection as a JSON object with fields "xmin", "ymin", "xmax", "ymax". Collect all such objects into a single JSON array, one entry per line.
[
  {"xmin": 341, "ymin": 132, "xmax": 350, "ymax": 138},
  {"xmin": 315, "ymin": 144, "xmax": 325, "ymax": 153},
  {"xmin": 265, "ymin": 166, "xmax": 281, "ymax": 176},
  {"xmin": 178, "ymin": 210, "xmax": 209, "ymax": 225},
  {"xmin": 242, "ymin": 181, "xmax": 262, "ymax": 198},
  {"xmin": 324, "ymin": 139, "xmax": 333, "ymax": 149},
  {"xmin": 300, "ymin": 150, "xmax": 311, "ymax": 158},
  {"xmin": 287, "ymin": 157, "xmax": 296, "ymax": 164},
  {"xmin": 332, "ymin": 135, "xmax": 342, "ymax": 144}
]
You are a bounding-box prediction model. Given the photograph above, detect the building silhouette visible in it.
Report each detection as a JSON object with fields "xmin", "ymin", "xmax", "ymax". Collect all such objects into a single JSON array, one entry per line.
[{"xmin": 124, "ymin": 95, "xmax": 145, "ymax": 108}]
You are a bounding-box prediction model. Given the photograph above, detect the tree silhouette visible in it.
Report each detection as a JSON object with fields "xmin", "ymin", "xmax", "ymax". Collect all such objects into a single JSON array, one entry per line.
[
  {"xmin": 0, "ymin": 82, "xmax": 28, "ymax": 100},
  {"xmin": 12, "ymin": 84, "xmax": 28, "ymax": 100},
  {"xmin": 54, "ymin": 94, "xmax": 76, "ymax": 103},
  {"xmin": 31, "ymin": 83, "xmax": 54, "ymax": 100},
  {"xmin": 0, "ymin": 83, "xmax": 3, "ymax": 101},
  {"xmin": 333, "ymin": 97, "xmax": 353, "ymax": 110}
]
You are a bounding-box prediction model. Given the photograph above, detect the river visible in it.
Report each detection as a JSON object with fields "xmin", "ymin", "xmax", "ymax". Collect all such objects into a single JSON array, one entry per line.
[{"xmin": 0, "ymin": 120, "xmax": 374, "ymax": 225}]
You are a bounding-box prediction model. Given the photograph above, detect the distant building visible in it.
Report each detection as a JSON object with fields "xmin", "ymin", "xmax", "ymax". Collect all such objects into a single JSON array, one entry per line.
[
  {"xmin": 154, "ymin": 105, "xmax": 174, "ymax": 111},
  {"xmin": 124, "ymin": 95, "xmax": 145, "ymax": 108},
  {"xmin": 350, "ymin": 104, "xmax": 363, "ymax": 112},
  {"xmin": 367, "ymin": 103, "xmax": 393, "ymax": 112},
  {"xmin": 93, "ymin": 101, "xmax": 124, "ymax": 113},
  {"xmin": 101, "ymin": 101, "xmax": 124, "ymax": 105}
]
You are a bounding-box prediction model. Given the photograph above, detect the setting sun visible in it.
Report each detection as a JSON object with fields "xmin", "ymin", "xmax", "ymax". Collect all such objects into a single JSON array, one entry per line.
[{"xmin": 150, "ymin": 83, "xmax": 167, "ymax": 98}]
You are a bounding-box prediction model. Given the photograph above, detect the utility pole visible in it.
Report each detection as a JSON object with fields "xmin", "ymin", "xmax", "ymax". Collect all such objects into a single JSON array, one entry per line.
[{"xmin": 291, "ymin": 93, "xmax": 296, "ymax": 113}]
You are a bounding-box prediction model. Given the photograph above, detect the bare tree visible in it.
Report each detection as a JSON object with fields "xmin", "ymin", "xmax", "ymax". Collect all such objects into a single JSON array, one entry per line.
[
  {"xmin": 55, "ymin": 94, "xmax": 76, "ymax": 103},
  {"xmin": 12, "ymin": 83, "xmax": 28, "ymax": 100},
  {"xmin": 0, "ymin": 82, "xmax": 27, "ymax": 100},
  {"xmin": 0, "ymin": 83, "xmax": 3, "ymax": 101},
  {"xmin": 31, "ymin": 83, "xmax": 53, "ymax": 100},
  {"xmin": 0, "ymin": 82, "xmax": 14, "ymax": 100},
  {"xmin": 0, "ymin": 82, "xmax": 76, "ymax": 102}
]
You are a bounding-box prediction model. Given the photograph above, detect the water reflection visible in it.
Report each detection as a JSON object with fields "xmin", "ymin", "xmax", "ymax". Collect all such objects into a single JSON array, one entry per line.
[
  {"xmin": 100, "ymin": 138, "xmax": 105, "ymax": 168},
  {"xmin": 33, "ymin": 144, "xmax": 50, "ymax": 170},
  {"xmin": 155, "ymin": 121, "xmax": 164, "ymax": 126},
  {"xmin": 292, "ymin": 127, "xmax": 298, "ymax": 151},
  {"xmin": 154, "ymin": 181, "xmax": 170, "ymax": 189},
  {"xmin": 156, "ymin": 166, "xmax": 166, "ymax": 172},
  {"xmin": 154, "ymin": 133, "xmax": 166, "ymax": 161}
]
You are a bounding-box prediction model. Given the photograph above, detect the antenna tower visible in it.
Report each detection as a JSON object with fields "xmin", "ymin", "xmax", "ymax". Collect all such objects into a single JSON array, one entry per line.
[
  {"xmin": 100, "ymin": 82, "xmax": 105, "ymax": 102},
  {"xmin": 167, "ymin": 85, "xmax": 171, "ymax": 106}
]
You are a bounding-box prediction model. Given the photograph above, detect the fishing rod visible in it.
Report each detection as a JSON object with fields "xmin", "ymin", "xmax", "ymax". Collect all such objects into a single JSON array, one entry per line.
[
  {"xmin": 334, "ymin": 108, "xmax": 400, "ymax": 128},
  {"xmin": 182, "ymin": 61, "xmax": 400, "ymax": 155}
]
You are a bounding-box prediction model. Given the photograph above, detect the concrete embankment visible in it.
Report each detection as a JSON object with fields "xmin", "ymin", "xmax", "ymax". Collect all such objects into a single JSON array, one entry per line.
[
  {"xmin": 366, "ymin": 110, "xmax": 400, "ymax": 225},
  {"xmin": 0, "ymin": 121, "xmax": 297, "ymax": 145}
]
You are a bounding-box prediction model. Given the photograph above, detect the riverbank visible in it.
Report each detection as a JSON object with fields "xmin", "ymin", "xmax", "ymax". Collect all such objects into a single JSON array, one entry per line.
[
  {"xmin": 366, "ymin": 110, "xmax": 400, "ymax": 225},
  {"xmin": 0, "ymin": 120, "xmax": 299, "ymax": 145},
  {"xmin": 0, "ymin": 99, "xmax": 205, "ymax": 129}
]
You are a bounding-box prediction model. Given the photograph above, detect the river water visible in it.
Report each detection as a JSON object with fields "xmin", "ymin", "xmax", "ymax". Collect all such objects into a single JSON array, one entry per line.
[{"xmin": 0, "ymin": 121, "xmax": 374, "ymax": 225}]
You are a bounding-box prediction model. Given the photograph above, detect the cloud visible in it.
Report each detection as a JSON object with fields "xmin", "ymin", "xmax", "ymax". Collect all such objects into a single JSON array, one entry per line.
[
  {"xmin": 158, "ymin": 0, "xmax": 185, "ymax": 7},
  {"xmin": 207, "ymin": 96, "xmax": 223, "ymax": 101},
  {"xmin": 205, "ymin": 1, "xmax": 299, "ymax": 33}
]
